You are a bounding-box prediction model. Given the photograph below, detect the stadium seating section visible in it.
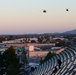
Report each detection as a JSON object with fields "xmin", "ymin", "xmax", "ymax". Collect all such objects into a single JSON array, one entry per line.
[{"xmin": 30, "ymin": 43, "xmax": 76, "ymax": 75}]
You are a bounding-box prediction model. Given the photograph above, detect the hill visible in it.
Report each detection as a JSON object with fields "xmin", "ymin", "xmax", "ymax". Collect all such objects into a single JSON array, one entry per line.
[{"xmin": 64, "ymin": 29, "xmax": 76, "ymax": 34}]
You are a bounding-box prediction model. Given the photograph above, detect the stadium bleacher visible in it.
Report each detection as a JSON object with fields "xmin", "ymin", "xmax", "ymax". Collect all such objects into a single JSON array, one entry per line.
[{"xmin": 30, "ymin": 43, "xmax": 76, "ymax": 75}]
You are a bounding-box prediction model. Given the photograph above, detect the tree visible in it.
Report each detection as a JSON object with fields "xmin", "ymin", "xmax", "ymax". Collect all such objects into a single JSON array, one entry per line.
[
  {"xmin": 40, "ymin": 52, "xmax": 56, "ymax": 64},
  {"xmin": 38, "ymin": 36, "xmax": 46, "ymax": 43},
  {"xmin": 6, "ymin": 63, "xmax": 21, "ymax": 75},
  {"xmin": 22, "ymin": 50, "xmax": 28, "ymax": 65},
  {"xmin": 0, "ymin": 52, "xmax": 5, "ymax": 75},
  {"xmin": 21, "ymin": 49, "xmax": 29, "ymax": 75},
  {"xmin": 3, "ymin": 46, "xmax": 22, "ymax": 75},
  {"xmin": 38, "ymin": 37, "xmax": 43, "ymax": 43},
  {"xmin": 31, "ymin": 40, "xmax": 36, "ymax": 43}
]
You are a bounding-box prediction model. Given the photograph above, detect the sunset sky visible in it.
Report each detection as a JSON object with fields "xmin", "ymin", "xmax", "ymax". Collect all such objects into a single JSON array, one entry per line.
[{"xmin": 0, "ymin": 0, "xmax": 76, "ymax": 34}]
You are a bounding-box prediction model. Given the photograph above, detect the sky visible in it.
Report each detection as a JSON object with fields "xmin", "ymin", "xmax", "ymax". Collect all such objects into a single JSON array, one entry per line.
[{"xmin": 0, "ymin": 0, "xmax": 76, "ymax": 34}]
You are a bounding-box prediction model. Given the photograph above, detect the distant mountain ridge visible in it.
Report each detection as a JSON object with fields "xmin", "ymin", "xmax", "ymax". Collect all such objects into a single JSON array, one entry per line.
[{"xmin": 64, "ymin": 29, "xmax": 76, "ymax": 34}]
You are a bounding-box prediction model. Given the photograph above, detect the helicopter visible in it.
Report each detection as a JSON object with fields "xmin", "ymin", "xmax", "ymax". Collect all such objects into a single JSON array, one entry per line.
[
  {"xmin": 66, "ymin": 9, "xmax": 69, "ymax": 11},
  {"xmin": 43, "ymin": 10, "xmax": 47, "ymax": 13}
]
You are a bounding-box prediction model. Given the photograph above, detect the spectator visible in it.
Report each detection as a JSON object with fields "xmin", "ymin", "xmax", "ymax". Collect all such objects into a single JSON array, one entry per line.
[
  {"xmin": 57, "ymin": 59, "xmax": 62, "ymax": 69},
  {"xmin": 31, "ymin": 67, "xmax": 35, "ymax": 72},
  {"xmin": 52, "ymin": 66, "xmax": 57, "ymax": 74}
]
